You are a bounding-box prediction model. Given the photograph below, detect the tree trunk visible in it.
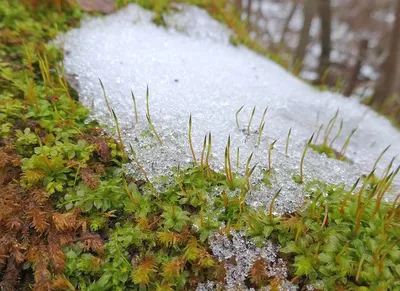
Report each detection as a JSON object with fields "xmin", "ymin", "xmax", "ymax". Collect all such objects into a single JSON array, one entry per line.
[
  {"xmin": 280, "ymin": 0, "xmax": 299, "ymax": 46},
  {"xmin": 247, "ymin": 0, "xmax": 253, "ymax": 21},
  {"xmin": 343, "ymin": 39, "xmax": 369, "ymax": 97},
  {"xmin": 292, "ymin": 0, "xmax": 316, "ymax": 69},
  {"xmin": 373, "ymin": 0, "xmax": 400, "ymax": 110},
  {"xmin": 235, "ymin": 0, "xmax": 242, "ymax": 14},
  {"xmin": 391, "ymin": 32, "xmax": 400, "ymax": 96},
  {"xmin": 317, "ymin": 0, "xmax": 332, "ymax": 80}
]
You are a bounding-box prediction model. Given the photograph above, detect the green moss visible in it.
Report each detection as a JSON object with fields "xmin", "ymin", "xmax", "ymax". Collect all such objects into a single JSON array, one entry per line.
[
  {"xmin": 1, "ymin": 1, "xmax": 400, "ymax": 290},
  {"xmin": 292, "ymin": 180, "xmax": 400, "ymax": 290},
  {"xmin": 262, "ymin": 169, "xmax": 272, "ymax": 186},
  {"xmin": 310, "ymin": 143, "xmax": 351, "ymax": 162}
]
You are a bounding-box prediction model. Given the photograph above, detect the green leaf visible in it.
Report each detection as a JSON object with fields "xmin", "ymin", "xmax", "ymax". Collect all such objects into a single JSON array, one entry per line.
[
  {"xmin": 318, "ymin": 252, "xmax": 333, "ymax": 263},
  {"xmin": 200, "ymin": 230, "xmax": 209, "ymax": 243},
  {"xmin": 84, "ymin": 200, "xmax": 94, "ymax": 212},
  {"xmin": 94, "ymin": 200, "xmax": 103, "ymax": 209},
  {"xmin": 67, "ymin": 150, "xmax": 75, "ymax": 159},
  {"xmin": 395, "ymin": 265, "xmax": 400, "ymax": 276},
  {"xmin": 352, "ymin": 238, "xmax": 365, "ymax": 257},
  {"xmin": 281, "ymin": 241, "xmax": 300, "ymax": 254},
  {"xmin": 389, "ymin": 246, "xmax": 400, "ymax": 261},
  {"xmin": 293, "ymin": 256, "xmax": 314, "ymax": 275}
]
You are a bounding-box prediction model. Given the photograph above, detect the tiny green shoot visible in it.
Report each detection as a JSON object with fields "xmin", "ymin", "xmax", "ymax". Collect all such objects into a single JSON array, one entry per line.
[
  {"xmin": 146, "ymin": 86, "xmax": 163, "ymax": 145},
  {"xmin": 339, "ymin": 127, "xmax": 357, "ymax": 158},
  {"xmin": 323, "ymin": 109, "xmax": 339, "ymax": 146},
  {"xmin": 314, "ymin": 124, "xmax": 324, "ymax": 144},
  {"xmin": 269, "ymin": 187, "xmax": 282, "ymax": 223},
  {"xmin": 285, "ymin": 127, "xmax": 291, "ymax": 155},
  {"xmin": 236, "ymin": 104, "xmax": 245, "ymax": 128},
  {"xmin": 188, "ymin": 114, "xmax": 197, "ymax": 165},
  {"xmin": 267, "ymin": 140, "xmax": 277, "ymax": 175},
  {"xmin": 372, "ymin": 144, "xmax": 391, "ymax": 170},
  {"xmin": 224, "ymin": 135, "xmax": 233, "ymax": 188},
  {"xmin": 236, "ymin": 147, "xmax": 240, "ymax": 170},
  {"xmin": 206, "ymin": 132, "xmax": 212, "ymax": 178},
  {"xmin": 295, "ymin": 133, "xmax": 314, "ymax": 184},
  {"xmin": 247, "ymin": 106, "xmax": 256, "ymax": 135},
  {"xmin": 131, "ymin": 91, "xmax": 139, "ymax": 123},
  {"xmin": 257, "ymin": 122, "xmax": 265, "ymax": 145},
  {"xmin": 257, "ymin": 107, "xmax": 268, "ymax": 133},
  {"xmin": 328, "ymin": 119, "xmax": 343, "ymax": 148},
  {"xmin": 129, "ymin": 144, "xmax": 161, "ymax": 202},
  {"xmin": 111, "ymin": 109, "xmax": 127, "ymax": 160},
  {"xmin": 99, "ymin": 78, "xmax": 112, "ymax": 115}
]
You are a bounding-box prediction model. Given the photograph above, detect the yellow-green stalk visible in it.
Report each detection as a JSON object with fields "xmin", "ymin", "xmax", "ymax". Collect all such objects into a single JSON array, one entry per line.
[
  {"xmin": 372, "ymin": 144, "xmax": 391, "ymax": 170},
  {"xmin": 267, "ymin": 140, "xmax": 277, "ymax": 175},
  {"xmin": 122, "ymin": 174, "xmax": 139, "ymax": 206},
  {"xmin": 43, "ymin": 53, "xmax": 56, "ymax": 96},
  {"xmin": 298, "ymin": 134, "xmax": 314, "ymax": 184},
  {"xmin": 25, "ymin": 72, "xmax": 39, "ymax": 111},
  {"xmin": 37, "ymin": 55, "xmax": 48, "ymax": 98},
  {"xmin": 339, "ymin": 178, "xmax": 360, "ymax": 215},
  {"xmin": 258, "ymin": 107, "xmax": 268, "ymax": 134},
  {"xmin": 236, "ymin": 104, "xmax": 245, "ymax": 128},
  {"xmin": 339, "ymin": 128, "xmax": 357, "ymax": 158},
  {"xmin": 236, "ymin": 147, "xmax": 240, "ymax": 170},
  {"xmin": 328, "ymin": 119, "xmax": 343, "ymax": 148},
  {"xmin": 243, "ymin": 152, "xmax": 254, "ymax": 192},
  {"xmin": 372, "ymin": 165, "xmax": 400, "ymax": 218},
  {"xmin": 56, "ymin": 64, "xmax": 75, "ymax": 113},
  {"xmin": 201, "ymin": 134, "xmax": 207, "ymax": 181},
  {"xmin": 131, "ymin": 91, "xmax": 139, "ymax": 123},
  {"xmin": 269, "ymin": 188, "xmax": 282, "ymax": 223},
  {"xmin": 99, "ymin": 78, "xmax": 112, "ymax": 115},
  {"xmin": 146, "ymin": 86, "xmax": 163, "ymax": 145},
  {"xmin": 323, "ymin": 109, "xmax": 339, "ymax": 146},
  {"xmin": 247, "ymin": 106, "xmax": 256, "ymax": 135},
  {"xmin": 188, "ymin": 114, "xmax": 197, "ymax": 165},
  {"xmin": 355, "ymin": 169, "xmax": 376, "ymax": 214},
  {"xmin": 224, "ymin": 136, "xmax": 233, "ymax": 188},
  {"xmin": 243, "ymin": 163, "xmax": 258, "ymax": 195},
  {"xmin": 111, "ymin": 109, "xmax": 127, "ymax": 160},
  {"xmin": 285, "ymin": 127, "xmax": 291, "ymax": 155},
  {"xmin": 206, "ymin": 132, "xmax": 212, "ymax": 178},
  {"xmin": 129, "ymin": 144, "xmax": 162, "ymax": 202},
  {"xmin": 314, "ymin": 124, "xmax": 324, "ymax": 144},
  {"xmin": 257, "ymin": 122, "xmax": 265, "ymax": 145},
  {"xmin": 355, "ymin": 254, "xmax": 365, "ymax": 282}
]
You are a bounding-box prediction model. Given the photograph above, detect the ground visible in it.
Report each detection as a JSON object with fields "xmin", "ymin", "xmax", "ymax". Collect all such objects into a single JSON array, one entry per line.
[{"xmin": 0, "ymin": 1, "xmax": 399, "ymax": 290}]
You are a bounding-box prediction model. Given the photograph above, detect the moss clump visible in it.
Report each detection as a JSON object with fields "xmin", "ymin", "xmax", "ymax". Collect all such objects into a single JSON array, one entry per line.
[
  {"xmin": 292, "ymin": 180, "xmax": 400, "ymax": 289},
  {"xmin": 310, "ymin": 143, "xmax": 351, "ymax": 162},
  {"xmin": 311, "ymin": 111, "xmax": 356, "ymax": 163},
  {"xmin": 0, "ymin": 1, "xmax": 120, "ymax": 289}
]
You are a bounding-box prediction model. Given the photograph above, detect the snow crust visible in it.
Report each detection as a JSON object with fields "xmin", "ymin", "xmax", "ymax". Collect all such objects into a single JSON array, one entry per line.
[{"xmin": 62, "ymin": 4, "xmax": 400, "ymax": 214}]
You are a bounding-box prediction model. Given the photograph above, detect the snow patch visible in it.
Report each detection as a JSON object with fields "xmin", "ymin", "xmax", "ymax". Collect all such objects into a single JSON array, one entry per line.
[{"xmin": 62, "ymin": 4, "xmax": 400, "ymax": 215}]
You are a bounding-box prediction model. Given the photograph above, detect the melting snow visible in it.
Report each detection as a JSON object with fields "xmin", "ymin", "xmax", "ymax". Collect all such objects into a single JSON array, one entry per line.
[
  {"xmin": 62, "ymin": 4, "xmax": 400, "ymax": 215},
  {"xmin": 206, "ymin": 229, "xmax": 295, "ymax": 290}
]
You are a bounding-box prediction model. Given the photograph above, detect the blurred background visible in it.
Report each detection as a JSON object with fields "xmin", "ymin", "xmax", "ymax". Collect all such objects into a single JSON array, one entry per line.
[{"xmin": 231, "ymin": 0, "xmax": 400, "ymax": 122}]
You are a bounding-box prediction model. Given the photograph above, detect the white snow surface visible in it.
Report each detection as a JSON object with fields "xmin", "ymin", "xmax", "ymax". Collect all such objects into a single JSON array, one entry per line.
[{"xmin": 62, "ymin": 4, "xmax": 400, "ymax": 214}]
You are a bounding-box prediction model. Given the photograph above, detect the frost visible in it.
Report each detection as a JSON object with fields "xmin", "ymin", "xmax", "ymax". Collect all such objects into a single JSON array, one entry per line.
[
  {"xmin": 62, "ymin": 3, "xmax": 400, "ymax": 215},
  {"xmin": 208, "ymin": 230, "xmax": 297, "ymax": 290}
]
